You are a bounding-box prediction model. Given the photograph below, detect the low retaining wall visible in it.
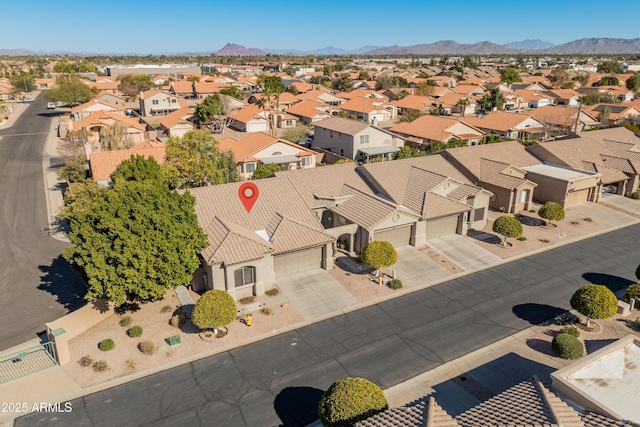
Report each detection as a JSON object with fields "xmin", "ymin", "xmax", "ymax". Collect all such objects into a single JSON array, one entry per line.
[{"xmin": 45, "ymin": 300, "xmax": 115, "ymax": 366}]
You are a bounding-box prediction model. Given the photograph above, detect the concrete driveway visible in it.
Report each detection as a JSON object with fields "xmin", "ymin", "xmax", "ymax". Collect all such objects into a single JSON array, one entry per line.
[
  {"xmin": 393, "ymin": 246, "xmax": 452, "ymax": 287},
  {"xmin": 426, "ymin": 234, "xmax": 502, "ymax": 271},
  {"xmin": 568, "ymin": 201, "xmax": 638, "ymax": 227},
  {"xmin": 276, "ymin": 269, "xmax": 358, "ymax": 321},
  {"xmin": 601, "ymin": 193, "xmax": 640, "ymax": 217}
]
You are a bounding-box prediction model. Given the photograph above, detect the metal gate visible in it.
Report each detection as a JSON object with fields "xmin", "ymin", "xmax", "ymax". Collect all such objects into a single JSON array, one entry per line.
[{"xmin": 0, "ymin": 341, "xmax": 58, "ymax": 384}]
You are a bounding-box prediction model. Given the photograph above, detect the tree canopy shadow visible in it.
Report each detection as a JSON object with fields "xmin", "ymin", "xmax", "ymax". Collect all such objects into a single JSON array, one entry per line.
[
  {"xmin": 38, "ymin": 254, "xmax": 87, "ymax": 311},
  {"xmin": 516, "ymin": 215, "xmax": 546, "ymax": 227},
  {"xmin": 512, "ymin": 303, "xmax": 566, "ymax": 325},
  {"xmin": 274, "ymin": 386, "xmax": 324, "ymax": 427},
  {"xmin": 582, "ymin": 272, "xmax": 634, "ymax": 293},
  {"xmin": 466, "ymin": 229, "xmax": 501, "ymax": 244},
  {"xmin": 335, "ymin": 256, "xmax": 373, "ymax": 275}
]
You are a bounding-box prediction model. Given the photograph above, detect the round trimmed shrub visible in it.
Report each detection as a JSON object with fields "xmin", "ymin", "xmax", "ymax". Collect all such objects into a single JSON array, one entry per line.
[
  {"xmin": 92, "ymin": 360, "xmax": 109, "ymax": 372},
  {"xmin": 191, "ymin": 290, "xmax": 237, "ymax": 330},
  {"xmin": 558, "ymin": 326, "xmax": 580, "ymax": 338},
  {"xmin": 538, "ymin": 201, "xmax": 565, "ymax": 226},
  {"xmin": 318, "ymin": 377, "xmax": 388, "ymax": 427},
  {"xmin": 160, "ymin": 305, "xmax": 172, "ymax": 313},
  {"xmin": 360, "ymin": 241, "xmax": 398, "ymax": 270},
  {"xmin": 139, "ymin": 340, "xmax": 156, "ymax": 355},
  {"xmin": 570, "ymin": 284, "xmax": 618, "ymax": 320},
  {"xmin": 631, "ymin": 191, "xmax": 640, "ymax": 200},
  {"xmin": 492, "ymin": 215, "xmax": 523, "ymax": 246},
  {"xmin": 388, "ymin": 279, "xmax": 403, "ymax": 290},
  {"xmin": 98, "ymin": 338, "xmax": 115, "ymax": 352},
  {"xmin": 127, "ymin": 326, "xmax": 143, "ymax": 338},
  {"xmin": 79, "ymin": 355, "xmax": 93, "ymax": 367},
  {"xmin": 119, "ymin": 316, "xmax": 133, "ymax": 327},
  {"xmin": 552, "ymin": 333, "xmax": 584, "ymax": 359}
]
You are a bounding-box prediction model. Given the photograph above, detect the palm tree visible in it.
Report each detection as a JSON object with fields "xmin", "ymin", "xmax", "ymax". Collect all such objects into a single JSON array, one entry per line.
[{"xmin": 456, "ymin": 98, "xmax": 470, "ymax": 117}]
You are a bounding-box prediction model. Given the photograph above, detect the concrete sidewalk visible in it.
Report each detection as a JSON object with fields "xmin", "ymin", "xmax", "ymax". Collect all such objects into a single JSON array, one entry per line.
[{"xmin": 426, "ymin": 234, "xmax": 502, "ymax": 271}]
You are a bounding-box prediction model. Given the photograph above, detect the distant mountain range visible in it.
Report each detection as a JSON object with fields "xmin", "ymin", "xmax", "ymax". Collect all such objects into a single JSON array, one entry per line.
[
  {"xmin": 3, "ymin": 38, "xmax": 640, "ymax": 56},
  {"xmin": 507, "ymin": 39, "xmax": 555, "ymax": 50}
]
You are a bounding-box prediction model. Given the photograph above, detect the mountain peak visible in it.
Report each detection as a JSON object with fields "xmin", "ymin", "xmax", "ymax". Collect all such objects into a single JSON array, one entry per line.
[{"xmin": 214, "ymin": 43, "xmax": 266, "ymax": 56}]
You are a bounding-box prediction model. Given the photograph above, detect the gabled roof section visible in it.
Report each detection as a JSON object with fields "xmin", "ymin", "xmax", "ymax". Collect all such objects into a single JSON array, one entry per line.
[
  {"xmin": 313, "ymin": 116, "xmax": 370, "ymax": 135},
  {"xmin": 479, "ymin": 158, "xmax": 533, "ymax": 189},
  {"xmin": 89, "ymin": 143, "xmax": 166, "ymax": 182},
  {"xmin": 356, "ymin": 397, "xmax": 459, "ymax": 427},
  {"xmin": 358, "ymin": 156, "xmax": 473, "ymax": 204},
  {"xmin": 157, "ymin": 107, "xmax": 195, "ymax": 129},
  {"xmin": 455, "ymin": 377, "xmax": 584, "ymax": 427},
  {"xmin": 390, "ymin": 115, "xmax": 484, "ymax": 143},
  {"xmin": 228, "ymin": 104, "xmax": 268, "ymax": 123},
  {"xmin": 71, "ymin": 98, "xmax": 124, "ymax": 114},
  {"xmin": 218, "ymin": 132, "xmax": 316, "ymax": 163},
  {"xmin": 332, "ymin": 184, "xmax": 418, "ymax": 230},
  {"xmin": 266, "ymin": 213, "xmax": 334, "ymax": 254},
  {"xmin": 423, "ymin": 192, "xmax": 471, "ymax": 220},
  {"xmin": 202, "ymin": 216, "xmax": 274, "ymax": 265},
  {"xmin": 463, "ymin": 112, "xmax": 545, "ymax": 132}
]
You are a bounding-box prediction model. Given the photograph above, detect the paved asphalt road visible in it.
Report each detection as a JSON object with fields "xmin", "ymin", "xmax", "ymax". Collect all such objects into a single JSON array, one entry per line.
[
  {"xmin": 17, "ymin": 223, "xmax": 640, "ymax": 427},
  {"xmin": 0, "ymin": 95, "xmax": 85, "ymax": 351}
]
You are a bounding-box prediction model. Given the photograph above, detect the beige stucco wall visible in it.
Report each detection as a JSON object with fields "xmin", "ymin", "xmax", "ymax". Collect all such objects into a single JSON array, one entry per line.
[
  {"xmin": 525, "ymin": 173, "xmax": 600, "ymax": 207},
  {"xmin": 46, "ymin": 300, "xmax": 115, "ymax": 365}
]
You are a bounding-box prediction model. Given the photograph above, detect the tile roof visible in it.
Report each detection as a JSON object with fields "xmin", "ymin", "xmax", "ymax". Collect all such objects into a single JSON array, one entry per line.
[
  {"xmin": 531, "ymin": 105, "xmax": 597, "ymax": 127},
  {"xmin": 462, "ymin": 112, "xmax": 545, "ymax": 132},
  {"xmin": 356, "ymin": 397, "xmax": 459, "ymax": 427},
  {"xmin": 390, "ymin": 115, "xmax": 483, "ymax": 143},
  {"xmin": 313, "ymin": 116, "xmax": 370, "ymax": 135},
  {"xmin": 274, "ymin": 162, "xmax": 375, "ymax": 209},
  {"xmin": 185, "ymin": 178, "xmax": 332, "ymax": 260},
  {"xmin": 359, "ymin": 156, "xmax": 473, "ymax": 204},
  {"xmin": 285, "ymin": 100, "xmax": 333, "ymax": 120},
  {"xmin": 479, "ymin": 158, "xmax": 532, "ymax": 189},
  {"xmin": 72, "ymin": 110, "xmax": 146, "ymax": 132},
  {"xmin": 193, "ymin": 81, "xmax": 230, "ymax": 94},
  {"xmin": 455, "ymin": 378, "xmax": 584, "ymax": 427},
  {"xmin": 217, "ymin": 132, "xmax": 315, "ymax": 163},
  {"xmin": 339, "ymin": 97, "xmax": 391, "ymax": 114},
  {"xmin": 89, "ymin": 143, "xmax": 166, "ymax": 182},
  {"xmin": 71, "ymin": 98, "xmax": 125, "ymax": 114},
  {"xmin": 157, "ymin": 107, "xmax": 195, "ymax": 129},
  {"xmin": 444, "ymin": 141, "xmax": 542, "ymax": 181},
  {"xmin": 202, "ymin": 216, "xmax": 274, "ymax": 265},
  {"xmin": 228, "ymin": 104, "xmax": 267, "ymax": 123},
  {"xmin": 392, "ymin": 95, "xmax": 432, "ymax": 111},
  {"xmin": 332, "ymin": 185, "xmax": 417, "ymax": 230}
]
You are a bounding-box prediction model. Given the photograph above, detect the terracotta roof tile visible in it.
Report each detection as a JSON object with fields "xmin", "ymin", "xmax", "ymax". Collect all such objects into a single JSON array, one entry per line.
[
  {"xmin": 218, "ymin": 132, "xmax": 315, "ymax": 163},
  {"xmin": 89, "ymin": 144, "xmax": 166, "ymax": 182},
  {"xmin": 390, "ymin": 115, "xmax": 483, "ymax": 143},
  {"xmin": 202, "ymin": 217, "xmax": 273, "ymax": 265}
]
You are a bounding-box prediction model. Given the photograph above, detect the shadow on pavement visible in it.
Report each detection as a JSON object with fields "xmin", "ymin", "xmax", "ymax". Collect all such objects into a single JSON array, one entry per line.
[
  {"xmin": 429, "ymin": 352, "xmax": 556, "ymax": 417},
  {"xmin": 38, "ymin": 254, "xmax": 86, "ymax": 311},
  {"xmin": 335, "ymin": 256, "xmax": 373, "ymax": 275},
  {"xmin": 274, "ymin": 386, "xmax": 324, "ymax": 427},
  {"xmin": 516, "ymin": 215, "xmax": 546, "ymax": 227},
  {"xmin": 581, "ymin": 272, "xmax": 635, "ymax": 293},
  {"xmin": 466, "ymin": 229, "xmax": 501, "ymax": 244},
  {"xmin": 584, "ymin": 338, "xmax": 617, "ymax": 354},
  {"xmin": 512, "ymin": 303, "xmax": 566, "ymax": 325}
]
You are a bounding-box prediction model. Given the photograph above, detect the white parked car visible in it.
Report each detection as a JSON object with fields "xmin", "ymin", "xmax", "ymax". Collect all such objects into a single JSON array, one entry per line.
[{"xmin": 47, "ymin": 102, "xmax": 56, "ymax": 109}]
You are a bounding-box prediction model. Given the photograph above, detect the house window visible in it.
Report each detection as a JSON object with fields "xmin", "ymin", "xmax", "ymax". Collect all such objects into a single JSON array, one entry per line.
[
  {"xmin": 152, "ymin": 100, "xmax": 159, "ymax": 105},
  {"xmin": 360, "ymin": 135, "xmax": 369, "ymax": 144},
  {"xmin": 301, "ymin": 156, "xmax": 310, "ymax": 167},
  {"xmin": 519, "ymin": 189, "xmax": 530, "ymax": 203},
  {"xmin": 473, "ymin": 208, "xmax": 485, "ymax": 222},
  {"xmin": 171, "ymin": 98, "xmax": 177, "ymax": 103},
  {"xmin": 234, "ymin": 266, "xmax": 255, "ymax": 287},
  {"xmin": 245, "ymin": 163, "xmax": 255, "ymax": 173}
]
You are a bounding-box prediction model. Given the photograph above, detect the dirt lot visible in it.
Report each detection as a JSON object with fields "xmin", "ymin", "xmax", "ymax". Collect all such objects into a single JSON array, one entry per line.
[
  {"xmin": 63, "ymin": 290, "xmax": 303, "ymax": 388},
  {"xmin": 472, "ymin": 204, "xmax": 609, "ymax": 259}
]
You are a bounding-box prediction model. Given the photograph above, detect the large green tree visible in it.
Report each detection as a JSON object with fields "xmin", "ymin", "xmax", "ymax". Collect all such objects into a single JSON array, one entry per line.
[
  {"xmin": 480, "ymin": 87, "xmax": 506, "ymax": 110},
  {"xmin": 61, "ymin": 158, "xmax": 208, "ymax": 307},
  {"xmin": 251, "ymin": 163, "xmax": 285, "ymax": 179},
  {"xmin": 219, "ymin": 86, "xmax": 246, "ymax": 100},
  {"xmin": 500, "ymin": 67, "xmax": 522, "ymax": 84},
  {"xmin": 597, "ymin": 76, "xmax": 620, "ymax": 86},
  {"xmin": 164, "ymin": 129, "xmax": 239, "ymax": 188},
  {"xmin": 393, "ymin": 145, "xmax": 423, "ymax": 160},
  {"xmin": 10, "ymin": 73, "xmax": 36, "ymax": 96},
  {"xmin": 44, "ymin": 74, "xmax": 97, "ymax": 106},
  {"xmin": 118, "ymin": 74, "xmax": 152, "ymax": 99},
  {"xmin": 597, "ymin": 61, "xmax": 622, "ymax": 74},
  {"xmin": 537, "ymin": 201, "xmax": 565, "ymax": 227},
  {"xmin": 626, "ymin": 74, "xmax": 640, "ymax": 92},
  {"xmin": 331, "ymin": 74, "xmax": 354, "ymax": 92}
]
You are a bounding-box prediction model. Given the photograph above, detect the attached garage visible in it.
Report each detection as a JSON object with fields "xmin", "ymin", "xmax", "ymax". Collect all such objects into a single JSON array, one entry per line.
[
  {"xmin": 374, "ymin": 225, "xmax": 412, "ymax": 248},
  {"xmin": 565, "ymin": 189, "xmax": 590, "ymax": 206},
  {"xmin": 425, "ymin": 215, "xmax": 459, "ymax": 240},
  {"xmin": 274, "ymin": 246, "xmax": 323, "ymax": 278}
]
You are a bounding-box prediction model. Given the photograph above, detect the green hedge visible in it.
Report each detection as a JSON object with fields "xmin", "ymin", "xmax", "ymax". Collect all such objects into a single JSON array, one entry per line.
[
  {"xmin": 388, "ymin": 279, "xmax": 403, "ymax": 290},
  {"xmin": 552, "ymin": 333, "xmax": 584, "ymax": 359},
  {"xmin": 318, "ymin": 377, "xmax": 388, "ymax": 427},
  {"xmin": 558, "ymin": 326, "xmax": 580, "ymax": 337}
]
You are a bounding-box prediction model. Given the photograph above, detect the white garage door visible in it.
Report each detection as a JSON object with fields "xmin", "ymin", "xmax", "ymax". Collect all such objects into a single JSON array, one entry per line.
[
  {"xmin": 425, "ymin": 215, "xmax": 459, "ymax": 240},
  {"xmin": 374, "ymin": 225, "xmax": 412, "ymax": 248},
  {"xmin": 274, "ymin": 246, "xmax": 323, "ymax": 278}
]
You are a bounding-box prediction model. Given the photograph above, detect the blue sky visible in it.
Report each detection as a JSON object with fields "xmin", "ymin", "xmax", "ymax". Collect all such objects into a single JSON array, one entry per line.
[{"xmin": 4, "ymin": 0, "xmax": 639, "ymax": 54}]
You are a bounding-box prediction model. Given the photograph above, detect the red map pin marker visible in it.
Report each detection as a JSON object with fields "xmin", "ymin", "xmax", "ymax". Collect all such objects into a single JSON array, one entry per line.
[{"xmin": 238, "ymin": 182, "xmax": 259, "ymax": 213}]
